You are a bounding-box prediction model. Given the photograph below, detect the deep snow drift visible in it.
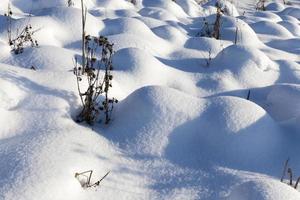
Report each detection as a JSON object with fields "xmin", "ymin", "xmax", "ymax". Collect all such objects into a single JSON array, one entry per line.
[{"xmin": 0, "ymin": 0, "xmax": 300, "ymax": 200}]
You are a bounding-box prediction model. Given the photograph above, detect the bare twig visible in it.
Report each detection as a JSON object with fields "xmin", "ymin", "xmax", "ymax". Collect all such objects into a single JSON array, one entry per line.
[
  {"xmin": 246, "ymin": 90, "xmax": 251, "ymax": 100},
  {"xmin": 281, "ymin": 158, "xmax": 290, "ymax": 182},
  {"xmin": 288, "ymin": 168, "xmax": 293, "ymax": 186}
]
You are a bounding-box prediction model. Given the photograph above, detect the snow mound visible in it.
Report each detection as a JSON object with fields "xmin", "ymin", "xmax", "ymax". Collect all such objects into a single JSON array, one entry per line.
[
  {"xmin": 142, "ymin": 0, "xmax": 188, "ymax": 19},
  {"xmin": 112, "ymin": 48, "xmax": 197, "ymax": 95},
  {"xmin": 92, "ymin": 0, "xmax": 134, "ymax": 10},
  {"xmin": 204, "ymin": 0, "xmax": 239, "ymax": 16},
  {"xmin": 266, "ymin": 2, "xmax": 285, "ymax": 11},
  {"xmin": 266, "ymin": 38, "xmax": 300, "ymax": 54},
  {"xmin": 252, "ymin": 11, "xmax": 282, "ymax": 22},
  {"xmin": 135, "ymin": 15, "xmax": 168, "ymax": 28},
  {"xmin": 1, "ymin": 46, "xmax": 75, "ymax": 70},
  {"xmin": 103, "ymin": 17, "xmax": 157, "ymax": 37},
  {"xmin": 221, "ymin": 18, "xmax": 262, "ymax": 46},
  {"xmin": 11, "ymin": 0, "xmax": 73, "ymax": 12},
  {"xmin": 280, "ymin": 15, "xmax": 299, "ymax": 23},
  {"xmin": 174, "ymin": 0, "xmax": 202, "ymax": 17},
  {"xmin": 152, "ymin": 25, "xmax": 188, "ymax": 43},
  {"xmin": 215, "ymin": 83, "xmax": 300, "ymax": 133},
  {"xmin": 226, "ymin": 179, "xmax": 300, "ymax": 200},
  {"xmin": 184, "ymin": 36, "xmax": 227, "ymax": 55},
  {"xmin": 241, "ymin": 84, "xmax": 300, "ymax": 123},
  {"xmin": 106, "ymin": 85, "xmax": 283, "ymax": 173},
  {"xmin": 250, "ymin": 21, "xmax": 293, "ymax": 38},
  {"xmin": 105, "ymin": 85, "xmax": 204, "ymax": 156},
  {"xmin": 202, "ymin": 15, "xmax": 262, "ymax": 46},
  {"xmin": 278, "ymin": 21, "xmax": 300, "ymax": 37},
  {"xmin": 139, "ymin": 7, "xmax": 181, "ymax": 22},
  {"xmin": 166, "ymin": 95, "xmax": 283, "ymax": 172},
  {"xmin": 34, "ymin": 7, "xmax": 104, "ymax": 42},
  {"xmin": 279, "ymin": 7, "xmax": 300, "ymax": 19},
  {"xmin": 211, "ymin": 45, "xmax": 278, "ymax": 87},
  {"xmin": 102, "ymin": 18, "xmax": 172, "ymax": 55},
  {"xmin": 90, "ymin": 8, "xmax": 140, "ymax": 18}
]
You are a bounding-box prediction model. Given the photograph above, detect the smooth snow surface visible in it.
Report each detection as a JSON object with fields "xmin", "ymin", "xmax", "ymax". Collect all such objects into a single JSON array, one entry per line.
[{"xmin": 0, "ymin": 0, "xmax": 300, "ymax": 199}]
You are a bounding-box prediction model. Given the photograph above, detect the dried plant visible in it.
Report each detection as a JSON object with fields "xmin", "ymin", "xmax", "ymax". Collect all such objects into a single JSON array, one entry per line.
[
  {"xmin": 74, "ymin": 0, "xmax": 117, "ymax": 125},
  {"xmin": 4, "ymin": 3, "xmax": 13, "ymax": 44},
  {"xmin": 256, "ymin": 0, "xmax": 266, "ymax": 11},
  {"xmin": 212, "ymin": 7, "xmax": 222, "ymax": 39},
  {"xmin": 68, "ymin": 0, "xmax": 74, "ymax": 7},
  {"xmin": 9, "ymin": 25, "xmax": 39, "ymax": 54},
  {"xmin": 128, "ymin": 0, "xmax": 137, "ymax": 5},
  {"xmin": 4, "ymin": 4, "xmax": 38, "ymax": 54},
  {"xmin": 198, "ymin": 6, "xmax": 222, "ymax": 40},
  {"xmin": 74, "ymin": 35, "xmax": 118, "ymax": 125}
]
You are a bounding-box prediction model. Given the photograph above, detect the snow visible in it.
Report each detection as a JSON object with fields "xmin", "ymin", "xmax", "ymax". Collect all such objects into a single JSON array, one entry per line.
[{"xmin": 1, "ymin": 0, "xmax": 300, "ymax": 199}]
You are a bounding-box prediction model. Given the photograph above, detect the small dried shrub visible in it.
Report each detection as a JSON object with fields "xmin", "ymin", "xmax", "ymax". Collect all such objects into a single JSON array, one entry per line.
[
  {"xmin": 256, "ymin": 0, "xmax": 266, "ymax": 11},
  {"xmin": 129, "ymin": 0, "xmax": 137, "ymax": 5},
  {"xmin": 4, "ymin": 4, "xmax": 38, "ymax": 54},
  {"xmin": 199, "ymin": 5, "xmax": 222, "ymax": 40},
  {"xmin": 9, "ymin": 25, "xmax": 39, "ymax": 54},
  {"xmin": 74, "ymin": 0, "xmax": 118, "ymax": 125},
  {"xmin": 74, "ymin": 35, "xmax": 118, "ymax": 125},
  {"xmin": 68, "ymin": 0, "xmax": 74, "ymax": 7}
]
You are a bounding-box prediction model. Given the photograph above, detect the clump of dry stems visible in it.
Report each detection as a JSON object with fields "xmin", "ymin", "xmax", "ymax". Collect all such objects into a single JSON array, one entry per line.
[
  {"xmin": 74, "ymin": 0, "xmax": 117, "ymax": 125},
  {"xmin": 5, "ymin": 3, "xmax": 38, "ymax": 54}
]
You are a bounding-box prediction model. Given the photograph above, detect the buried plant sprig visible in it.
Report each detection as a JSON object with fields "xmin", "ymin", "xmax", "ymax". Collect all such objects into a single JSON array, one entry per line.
[{"xmin": 75, "ymin": 170, "xmax": 110, "ymax": 188}]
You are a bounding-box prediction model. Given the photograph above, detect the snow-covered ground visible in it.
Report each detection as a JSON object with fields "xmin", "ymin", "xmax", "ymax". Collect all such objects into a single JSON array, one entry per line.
[{"xmin": 0, "ymin": 0, "xmax": 300, "ymax": 199}]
